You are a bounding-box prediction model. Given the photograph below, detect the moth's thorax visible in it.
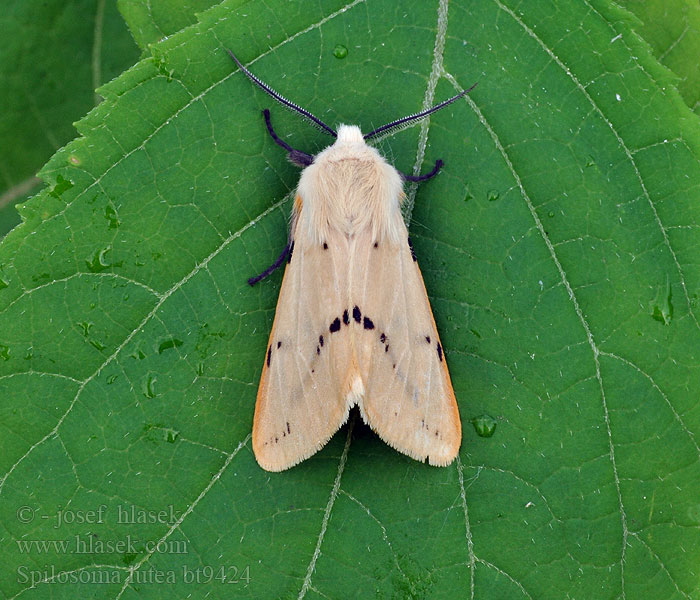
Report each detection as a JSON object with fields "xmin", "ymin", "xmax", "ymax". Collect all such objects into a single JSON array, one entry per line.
[{"xmin": 295, "ymin": 125, "xmax": 405, "ymax": 245}]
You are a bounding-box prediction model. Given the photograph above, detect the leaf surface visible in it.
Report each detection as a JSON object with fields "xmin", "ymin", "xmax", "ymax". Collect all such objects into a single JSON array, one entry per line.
[
  {"xmin": 1, "ymin": 1, "xmax": 700, "ymax": 598},
  {"xmin": 0, "ymin": 0, "xmax": 140, "ymax": 237}
]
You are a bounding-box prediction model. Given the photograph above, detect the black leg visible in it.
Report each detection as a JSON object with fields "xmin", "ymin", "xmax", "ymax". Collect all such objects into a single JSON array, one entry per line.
[
  {"xmin": 263, "ymin": 110, "xmax": 313, "ymax": 167},
  {"xmin": 248, "ymin": 243, "xmax": 292, "ymax": 286},
  {"xmin": 400, "ymin": 159, "xmax": 444, "ymax": 182}
]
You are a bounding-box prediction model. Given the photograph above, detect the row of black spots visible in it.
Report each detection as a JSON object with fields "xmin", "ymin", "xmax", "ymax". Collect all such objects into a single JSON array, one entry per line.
[
  {"xmin": 353, "ymin": 305, "xmax": 361, "ymax": 323},
  {"xmin": 343, "ymin": 309, "xmax": 350, "ymax": 325},
  {"xmin": 379, "ymin": 332, "xmax": 389, "ymax": 353},
  {"xmin": 267, "ymin": 340, "xmax": 285, "ymax": 368},
  {"xmin": 262, "ymin": 423, "xmax": 292, "ymax": 447},
  {"xmin": 329, "ymin": 317, "xmax": 341, "ymax": 333},
  {"xmin": 407, "ymin": 236, "xmax": 417, "ymax": 262},
  {"xmin": 423, "ymin": 334, "xmax": 443, "ymax": 362},
  {"xmin": 420, "ymin": 419, "xmax": 439, "ymax": 438}
]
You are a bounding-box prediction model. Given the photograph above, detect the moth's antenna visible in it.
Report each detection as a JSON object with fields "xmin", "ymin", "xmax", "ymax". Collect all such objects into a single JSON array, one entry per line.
[
  {"xmin": 363, "ymin": 82, "xmax": 478, "ymax": 141},
  {"xmin": 227, "ymin": 49, "xmax": 337, "ymax": 138}
]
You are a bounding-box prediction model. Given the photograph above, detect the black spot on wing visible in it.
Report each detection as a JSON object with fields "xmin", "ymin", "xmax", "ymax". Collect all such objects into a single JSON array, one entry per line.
[
  {"xmin": 266, "ymin": 345, "xmax": 272, "ymax": 367},
  {"xmin": 343, "ymin": 310, "xmax": 350, "ymax": 325},
  {"xmin": 373, "ymin": 242, "xmax": 378, "ymax": 248},
  {"xmin": 329, "ymin": 318, "xmax": 341, "ymax": 333},
  {"xmin": 287, "ymin": 422, "xmax": 291, "ymax": 434},
  {"xmin": 379, "ymin": 333, "xmax": 386, "ymax": 344},
  {"xmin": 323, "ymin": 242, "xmax": 328, "ymax": 250},
  {"xmin": 425, "ymin": 335, "xmax": 431, "ymax": 344},
  {"xmin": 277, "ymin": 341, "xmax": 282, "ymax": 349},
  {"xmin": 319, "ymin": 334, "xmax": 324, "ymax": 347},
  {"xmin": 437, "ymin": 342, "xmax": 443, "ymax": 362},
  {"xmin": 288, "ymin": 241, "xmax": 295, "ymax": 263},
  {"xmin": 353, "ymin": 306, "xmax": 361, "ymax": 323},
  {"xmin": 363, "ymin": 317, "xmax": 375, "ymax": 330},
  {"xmin": 407, "ymin": 236, "xmax": 417, "ymax": 262}
]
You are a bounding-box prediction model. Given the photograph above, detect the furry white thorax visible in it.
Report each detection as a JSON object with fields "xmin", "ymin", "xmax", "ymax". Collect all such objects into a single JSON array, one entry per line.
[{"xmin": 295, "ymin": 125, "xmax": 405, "ymax": 245}]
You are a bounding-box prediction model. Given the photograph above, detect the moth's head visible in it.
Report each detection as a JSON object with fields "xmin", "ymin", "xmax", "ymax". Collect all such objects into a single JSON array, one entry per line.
[
  {"xmin": 228, "ymin": 49, "xmax": 477, "ymax": 179},
  {"xmin": 335, "ymin": 125, "xmax": 364, "ymax": 146},
  {"xmin": 319, "ymin": 125, "xmax": 375, "ymax": 161}
]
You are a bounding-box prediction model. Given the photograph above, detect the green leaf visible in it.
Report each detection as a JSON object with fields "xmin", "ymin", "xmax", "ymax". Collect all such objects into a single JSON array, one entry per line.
[
  {"xmin": 118, "ymin": 0, "xmax": 224, "ymax": 50},
  {"xmin": 0, "ymin": 0, "xmax": 140, "ymax": 238},
  {"xmin": 2, "ymin": 0, "xmax": 700, "ymax": 598},
  {"xmin": 617, "ymin": 0, "xmax": 700, "ymax": 115}
]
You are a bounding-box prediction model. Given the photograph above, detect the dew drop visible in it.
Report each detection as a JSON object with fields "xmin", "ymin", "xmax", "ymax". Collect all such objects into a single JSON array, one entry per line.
[
  {"xmin": 0, "ymin": 344, "xmax": 10, "ymax": 361},
  {"xmin": 143, "ymin": 374, "xmax": 157, "ymax": 398},
  {"xmin": 86, "ymin": 247, "xmax": 122, "ymax": 273},
  {"xmin": 487, "ymin": 190, "xmax": 500, "ymax": 202},
  {"xmin": 77, "ymin": 321, "xmax": 93, "ymax": 337},
  {"xmin": 165, "ymin": 428, "xmax": 179, "ymax": 443},
  {"xmin": 333, "ymin": 44, "xmax": 348, "ymax": 59},
  {"xmin": 196, "ymin": 362, "xmax": 204, "ymax": 376},
  {"xmin": 69, "ymin": 155, "xmax": 81, "ymax": 166},
  {"xmin": 107, "ymin": 374, "xmax": 118, "ymax": 385},
  {"xmin": 463, "ymin": 192, "xmax": 473, "ymax": 203},
  {"xmin": 547, "ymin": 211, "xmax": 555, "ymax": 218},
  {"xmin": 89, "ymin": 339, "xmax": 106, "ymax": 351},
  {"xmin": 49, "ymin": 175, "xmax": 73, "ymax": 201},
  {"xmin": 158, "ymin": 337, "xmax": 183, "ymax": 354},
  {"xmin": 650, "ymin": 277, "xmax": 673, "ymax": 325},
  {"xmin": 0, "ymin": 278, "xmax": 8, "ymax": 290},
  {"xmin": 105, "ymin": 204, "xmax": 120, "ymax": 229},
  {"xmin": 471, "ymin": 414, "xmax": 497, "ymax": 438}
]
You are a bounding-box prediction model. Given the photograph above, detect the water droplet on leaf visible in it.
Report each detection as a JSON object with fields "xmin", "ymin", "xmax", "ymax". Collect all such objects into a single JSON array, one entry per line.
[
  {"xmin": 86, "ymin": 247, "xmax": 122, "ymax": 273},
  {"xmin": 333, "ymin": 44, "xmax": 348, "ymax": 59},
  {"xmin": 0, "ymin": 345, "xmax": 10, "ymax": 361},
  {"xmin": 77, "ymin": 321, "xmax": 93, "ymax": 337},
  {"xmin": 89, "ymin": 339, "xmax": 106, "ymax": 351},
  {"xmin": 49, "ymin": 175, "xmax": 73, "ymax": 201},
  {"xmin": 472, "ymin": 414, "xmax": 497, "ymax": 437},
  {"xmin": 650, "ymin": 277, "xmax": 673, "ymax": 325},
  {"xmin": 158, "ymin": 337, "xmax": 183, "ymax": 354},
  {"xmin": 105, "ymin": 204, "xmax": 120, "ymax": 229},
  {"xmin": 487, "ymin": 190, "xmax": 500, "ymax": 202},
  {"xmin": 143, "ymin": 374, "xmax": 157, "ymax": 398}
]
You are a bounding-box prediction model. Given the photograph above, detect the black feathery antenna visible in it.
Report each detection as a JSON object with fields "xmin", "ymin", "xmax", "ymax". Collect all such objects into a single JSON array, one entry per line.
[
  {"xmin": 363, "ymin": 82, "xmax": 478, "ymax": 141},
  {"xmin": 227, "ymin": 49, "xmax": 337, "ymax": 138}
]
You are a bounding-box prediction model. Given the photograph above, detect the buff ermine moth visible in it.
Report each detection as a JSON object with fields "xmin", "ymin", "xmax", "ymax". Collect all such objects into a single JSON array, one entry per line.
[{"xmin": 229, "ymin": 50, "xmax": 476, "ymax": 471}]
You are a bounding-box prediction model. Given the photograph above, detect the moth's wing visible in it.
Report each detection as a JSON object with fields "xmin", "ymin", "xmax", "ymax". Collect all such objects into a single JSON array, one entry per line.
[
  {"xmin": 351, "ymin": 228, "xmax": 461, "ymax": 466},
  {"xmin": 252, "ymin": 227, "xmax": 353, "ymax": 472}
]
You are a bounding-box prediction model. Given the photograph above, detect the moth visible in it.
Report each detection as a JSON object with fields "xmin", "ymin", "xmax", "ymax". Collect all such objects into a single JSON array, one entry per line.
[{"xmin": 229, "ymin": 50, "xmax": 476, "ymax": 471}]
